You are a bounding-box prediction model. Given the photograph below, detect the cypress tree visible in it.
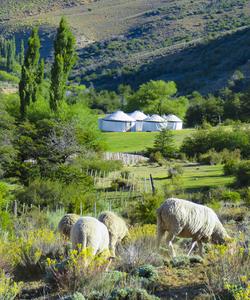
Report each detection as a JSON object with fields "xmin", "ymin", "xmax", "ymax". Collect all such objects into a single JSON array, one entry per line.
[
  {"xmin": 19, "ymin": 40, "xmax": 25, "ymax": 65},
  {"xmin": 6, "ymin": 41, "xmax": 15, "ymax": 71},
  {"xmin": 19, "ymin": 28, "xmax": 41, "ymax": 118},
  {"xmin": 50, "ymin": 17, "xmax": 77, "ymax": 111}
]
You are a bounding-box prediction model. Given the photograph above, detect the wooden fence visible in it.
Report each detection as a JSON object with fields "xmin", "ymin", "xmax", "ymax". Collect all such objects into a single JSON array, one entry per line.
[{"xmin": 103, "ymin": 152, "xmax": 148, "ymax": 165}]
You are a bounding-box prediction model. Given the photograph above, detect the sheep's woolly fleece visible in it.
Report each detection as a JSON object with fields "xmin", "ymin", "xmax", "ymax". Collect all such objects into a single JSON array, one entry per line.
[
  {"xmin": 58, "ymin": 213, "xmax": 79, "ymax": 238},
  {"xmin": 98, "ymin": 211, "xmax": 128, "ymax": 256},
  {"xmin": 157, "ymin": 198, "xmax": 229, "ymax": 242},
  {"xmin": 70, "ymin": 216, "xmax": 109, "ymax": 255}
]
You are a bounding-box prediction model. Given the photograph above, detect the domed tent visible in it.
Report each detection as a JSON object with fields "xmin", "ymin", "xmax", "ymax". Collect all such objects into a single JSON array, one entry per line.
[
  {"xmin": 99, "ymin": 111, "xmax": 136, "ymax": 132},
  {"xmin": 164, "ymin": 114, "xmax": 183, "ymax": 130},
  {"xmin": 142, "ymin": 114, "xmax": 167, "ymax": 132},
  {"xmin": 128, "ymin": 110, "xmax": 148, "ymax": 131}
]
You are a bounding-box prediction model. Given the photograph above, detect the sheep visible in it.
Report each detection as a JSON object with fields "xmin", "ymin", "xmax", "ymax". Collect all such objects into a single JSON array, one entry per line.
[
  {"xmin": 157, "ymin": 198, "xmax": 231, "ymax": 257},
  {"xmin": 70, "ymin": 216, "xmax": 110, "ymax": 255},
  {"xmin": 98, "ymin": 211, "xmax": 128, "ymax": 257},
  {"xmin": 58, "ymin": 213, "xmax": 80, "ymax": 239}
]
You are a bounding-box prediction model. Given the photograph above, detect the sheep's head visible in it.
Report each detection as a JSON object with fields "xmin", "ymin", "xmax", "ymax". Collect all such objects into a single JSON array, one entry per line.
[{"xmin": 211, "ymin": 223, "xmax": 232, "ymax": 245}]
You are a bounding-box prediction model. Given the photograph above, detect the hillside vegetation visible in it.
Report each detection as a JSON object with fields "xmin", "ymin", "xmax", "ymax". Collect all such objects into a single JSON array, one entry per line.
[{"xmin": 1, "ymin": 0, "xmax": 250, "ymax": 92}]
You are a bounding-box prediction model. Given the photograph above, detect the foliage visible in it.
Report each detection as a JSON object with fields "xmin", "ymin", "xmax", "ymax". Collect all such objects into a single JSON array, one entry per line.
[
  {"xmin": 109, "ymin": 287, "xmax": 159, "ymax": 300},
  {"xmin": 181, "ymin": 127, "xmax": 250, "ymax": 159},
  {"xmin": 117, "ymin": 225, "xmax": 163, "ymax": 272},
  {"xmin": 132, "ymin": 264, "xmax": 158, "ymax": 281},
  {"xmin": 0, "ymin": 271, "xmax": 23, "ymax": 300},
  {"xmin": 133, "ymin": 193, "xmax": 164, "ymax": 224},
  {"xmin": 19, "ymin": 27, "xmax": 42, "ymax": 118},
  {"xmin": 46, "ymin": 248, "xmax": 110, "ymax": 293},
  {"xmin": 206, "ymin": 240, "xmax": 249, "ymax": 299},
  {"xmin": 234, "ymin": 160, "xmax": 250, "ymax": 187},
  {"xmin": 126, "ymin": 80, "xmax": 188, "ymax": 117},
  {"xmin": 50, "ymin": 17, "xmax": 77, "ymax": 111},
  {"xmin": 151, "ymin": 129, "xmax": 177, "ymax": 159},
  {"xmin": 0, "ymin": 70, "xmax": 19, "ymax": 83}
]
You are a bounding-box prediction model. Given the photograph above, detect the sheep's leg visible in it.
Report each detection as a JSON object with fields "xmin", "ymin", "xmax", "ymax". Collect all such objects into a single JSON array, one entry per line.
[
  {"xmin": 198, "ymin": 241, "xmax": 203, "ymax": 257},
  {"xmin": 156, "ymin": 222, "xmax": 165, "ymax": 249},
  {"xmin": 187, "ymin": 240, "xmax": 197, "ymax": 256},
  {"xmin": 166, "ymin": 233, "xmax": 176, "ymax": 257},
  {"xmin": 109, "ymin": 235, "xmax": 116, "ymax": 258}
]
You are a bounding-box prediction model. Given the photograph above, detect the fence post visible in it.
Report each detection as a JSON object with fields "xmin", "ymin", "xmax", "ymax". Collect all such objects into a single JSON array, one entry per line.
[{"xmin": 150, "ymin": 174, "xmax": 156, "ymax": 195}]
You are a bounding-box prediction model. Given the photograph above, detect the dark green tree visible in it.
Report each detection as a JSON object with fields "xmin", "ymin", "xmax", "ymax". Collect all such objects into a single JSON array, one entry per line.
[
  {"xmin": 19, "ymin": 28, "xmax": 41, "ymax": 118},
  {"xmin": 50, "ymin": 17, "xmax": 77, "ymax": 111},
  {"xmin": 6, "ymin": 41, "xmax": 15, "ymax": 71},
  {"xmin": 153, "ymin": 129, "xmax": 176, "ymax": 158},
  {"xmin": 19, "ymin": 40, "xmax": 25, "ymax": 65}
]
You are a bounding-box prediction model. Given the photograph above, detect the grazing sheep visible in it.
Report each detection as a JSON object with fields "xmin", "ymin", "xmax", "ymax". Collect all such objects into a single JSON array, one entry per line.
[
  {"xmin": 58, "ymin": 213, "xmax": 80, "ymax": 238},
  {"xmin": 157, "ymin": 198, "xmax": 231, "ymax": 257},
  {"xmin": 70, "ymin": 216, "xmax": 110, "ymax": 255},
  {"xmin": 98, "ymin": 211, "xmax": 128, "ymax": 257}
]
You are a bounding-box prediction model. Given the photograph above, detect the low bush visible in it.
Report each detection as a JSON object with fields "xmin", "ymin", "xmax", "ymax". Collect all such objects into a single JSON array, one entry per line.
[
  {"xmin": 109, "ymin": 287, "xmax": 159, "ymax": 300},
  {"xmin": 220, "ymin": 191, "xmax": 241, "ymax": 203},
  {"xmin": 132, "ymin": 264, "xmax": 158, "ymax": 281},
  {"xmin": 235, "ymin": 161, "xmax": 250, "ymax": 187},
  {"xmin": 46, "ymin": 248, "xmax": 110, "ymax": 293},
  {"xmin": 117, "ymin": 225, "xmax": 163, "ymax": 272},
  {"xmin": 133, "ymin": 193, "xmax": 164, "ymax": 224},
  {"xmin": 0, "ymin": 271, "xmax": 23, "ymax": 300},
  {"xmin": 206, "ymin": 242, "xmax": 250, "ymax": 299}
]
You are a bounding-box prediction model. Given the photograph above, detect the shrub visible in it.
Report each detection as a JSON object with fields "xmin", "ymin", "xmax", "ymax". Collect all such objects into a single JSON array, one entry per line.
[
  {"xmin": 149, "ymin": 151, "xmax": 164, "ymax": 165},
  {"xmin": 223, "ymin": 160, "xmax": 239, "ymax": 176},
  {"xmin": 117, "ymin": 225, "xmax": 163, "ymax": 272},
  {"xmin": 220, "ymin": 191, "xmax": 241, "ymax": 203},
  {"xmin": 132, "ymin": 264, "xmax": 158, "ymax": 281},
  {"xmin": 198, "ymin": 149, "xmax": 222, "ymax": 165},
  {"xmin": 46, "ymin": 248, "xmax": 110, "ymax": 293},
  {"xmin": 167, "ymin": 164, "xmax": 183, "ymax": 178},
  {"xmin": 0, "ymin": 271, "xmax": 23, "ymax": 300},
  {"xmin": 109, "ymin": 287, "xmax": 159, "ymax": 300},
  {"xmin": 133, "ymin": 194, "xmax": 164, "ymax": 224},
  {"xmin": 13, "ymin": 228, "xmax": 64, "ymax": 279},
  {"xmin": 235, "ymin": 161, "xmax": 250, "ymax": 187},
  {"xmin": 206, "ymin": 242, "xmax": 250, "ymax": 299}
]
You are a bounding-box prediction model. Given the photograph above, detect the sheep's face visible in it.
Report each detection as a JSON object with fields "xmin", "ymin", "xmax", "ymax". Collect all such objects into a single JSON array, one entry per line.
[{"xmin": 211, "ymin": 229, "xmax": 231, "ymax": 245}]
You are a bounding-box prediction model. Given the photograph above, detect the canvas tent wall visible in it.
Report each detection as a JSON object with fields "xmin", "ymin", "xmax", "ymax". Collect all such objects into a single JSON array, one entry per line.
[
  {"xmin": 128, "ymin": 110, "xmax": 147, "ymax": 131},
  {"xmin": 99, "ymin": 111, "xmax": 136, "ymax": 132},
  {"xmin": 164, "ymin": 114, "xmax": 183, "ymax": 130},
  {"xmin": 142, "ymin": 114, "xmax": 167, "ymax": 132}
]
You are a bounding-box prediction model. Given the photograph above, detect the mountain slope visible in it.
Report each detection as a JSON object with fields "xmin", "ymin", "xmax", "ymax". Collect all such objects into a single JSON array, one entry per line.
[{"xmin": 1, "ymin": 0, "xmax": 250, "ymax": 93}]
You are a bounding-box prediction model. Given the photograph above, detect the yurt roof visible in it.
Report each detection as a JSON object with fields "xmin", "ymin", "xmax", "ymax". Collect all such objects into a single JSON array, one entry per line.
[
  {"xmin": 144, "ymin": 114, "xmax": 166, "ymax": 122},
  {"xmin": 128, "ymin": 110, "xmax": 148, "ymax": 120},
  {"xmin": 163, "ymin": 114, "xmax": 182, "ymax": 122},
  {"xmin": 103, "ymin": 111, "xmax": 135, "ymax": 122}
]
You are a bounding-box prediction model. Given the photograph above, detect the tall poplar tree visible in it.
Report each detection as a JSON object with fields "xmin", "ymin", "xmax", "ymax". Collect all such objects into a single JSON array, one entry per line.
[
  {"xmin": 50, "ymin": 17, "xmax": 77, "ymax": 111},
  {"xmin": 19, "ymin": 40, "xmax": 25, "ymax": 66},
  {"xmin": 19, "ymin": 28, "xmax": 41, "ymax": 118}
]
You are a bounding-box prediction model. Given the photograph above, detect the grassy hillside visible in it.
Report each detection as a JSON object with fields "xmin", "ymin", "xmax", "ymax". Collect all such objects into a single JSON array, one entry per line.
[
  {"xmin": 102, "ymin": 129, "xmax": 194, "ymax": 152},
  {"xmin": 127, "ymin": 163, "xmax": 234, "ymax": 191},
  {"xmin": 1, "ymin": 0, "xmax": 250, "ymax": 93}
]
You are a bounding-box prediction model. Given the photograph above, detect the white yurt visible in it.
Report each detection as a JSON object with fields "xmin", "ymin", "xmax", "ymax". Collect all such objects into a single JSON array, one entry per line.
[
  {"xmin": 142, "ymin": 114, "xmax": 167, "ymax": 132},
  {"xmin": 99, "ymin": 110, "xmax": 136, "ymax": 132},
  {"xmin": 128, "ymin": 110, "xmax": 148, "ymax": 131},
  {"xmin": 164, "ymin": 114, "xmax": 183, "ymax": 130}
]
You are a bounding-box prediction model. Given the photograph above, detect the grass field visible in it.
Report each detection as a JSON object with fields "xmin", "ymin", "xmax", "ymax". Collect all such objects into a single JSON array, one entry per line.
[
  {"xmin": 127, "ymin": 163, "xmax": 234, "ymax": 191},
  {"xmin": 102, "ymin": 129, "xmax": 194, "ymax": 152}
]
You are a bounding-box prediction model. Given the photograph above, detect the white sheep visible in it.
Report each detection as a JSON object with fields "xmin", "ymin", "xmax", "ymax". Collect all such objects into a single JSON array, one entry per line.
[
  {"xmin": 157, "ymin": 198, "xmax": 231, "ymax": 257},
  {"xmin": 70, "ymin": 216, "xmax": 110, "ymax": 255},
  {"xmin": 98, "ymin": 211, "xmax": 128, "ymax": 257},
  {"xmin": 58, "ymin": 213, "xmax": 80, "ymax": 238}
]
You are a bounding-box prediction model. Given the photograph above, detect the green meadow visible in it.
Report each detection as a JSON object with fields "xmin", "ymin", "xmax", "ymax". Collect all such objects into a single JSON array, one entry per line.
[{"xmin": 102, "ymin": 129, "xmax": 194, "ymax": 152}]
